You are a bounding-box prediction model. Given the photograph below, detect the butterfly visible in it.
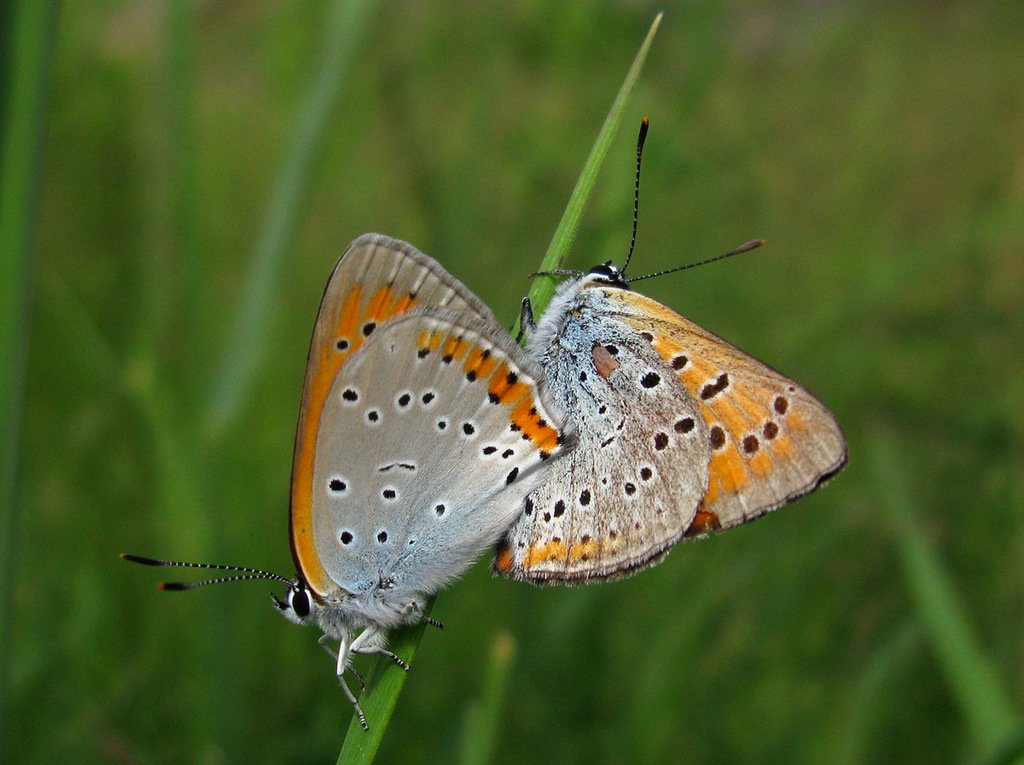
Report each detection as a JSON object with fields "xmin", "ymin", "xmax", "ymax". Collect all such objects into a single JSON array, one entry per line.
[
  {"xmin": 489, "ymin": 256, "xmax": 847, "ymax": 584},
  {"xmin": 124, "ymin": 234, "xmax": 571, "ymax": 729},
  {"xmin": 492, "ymin": 119, "xmax": 847, "ymax": 584}
]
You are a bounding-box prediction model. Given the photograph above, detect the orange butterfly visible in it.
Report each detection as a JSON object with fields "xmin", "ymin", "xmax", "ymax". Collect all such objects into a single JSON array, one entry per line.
[{"xmin": 492, "ymin": 258, "xmax": 846, "ymax": 583}]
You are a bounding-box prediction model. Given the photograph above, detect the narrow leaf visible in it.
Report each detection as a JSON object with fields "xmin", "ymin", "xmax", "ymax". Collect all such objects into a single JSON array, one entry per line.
[
  {"xmin": 868, "ymin": 433, "xmax": 1020, "ymax": 753},
  {"xmin": 0, "ymin": 0, "xmax": 59, "ymax": 738},
  {"xmin": 205, "ymin": 0, "xmax": 378, "ymax": 441},
  {"xmin": 523, "ymin": 12, "xmax": 663, "ymax": 324}
]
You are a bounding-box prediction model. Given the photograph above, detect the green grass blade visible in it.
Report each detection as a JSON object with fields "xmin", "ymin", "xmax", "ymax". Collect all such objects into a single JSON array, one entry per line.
[
  {"xmin": 522, "ymin": 11, "xmax": 663, "ymax": 324},
  {"xmin": 0, "ymin": 0, "xmax": 59, "ymax": 739},
  {"xmin": 334, "ymin": 611, "xmax": 432, "ymax": 765},
  {"xmin": 204, "ymin": 0, "xmax": 377, "ymax": 441},
  {"xmin": 457, "ymin": 633, "xmax": 516, "ymax": 765},
  {"xmin": 868, "ymin": 433, "xmax": 1020, "ymax": 754},
  {"xmin": 333, "ymin": 15, "xmax": 663, "ymax": 763}
]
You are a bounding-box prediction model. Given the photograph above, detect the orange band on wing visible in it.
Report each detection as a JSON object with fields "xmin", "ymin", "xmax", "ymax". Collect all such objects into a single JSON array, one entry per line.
[
  {"xmin": 291, "ymin": 344, "xmax": 346, "ymax": 594},
  {"xmin": 517, "ymin": 532, "xmax": 622, "ymax": 571},
  {"xmin": 464, "ymin": 346, "xmax": 498, "ymax": 379},
  {"xmin": 366, "ymin": 285, "xmax": 394, "ymax": 320},
  {"xmin": 391, "ymin": 292, "xmax": 417, "ymax": 315},
  {"xmin": 488, "ymin": 364, "xmax": 529, "ymax": 404},
  {"xmin": 441, "ymin": 335, "xmax": 470, "ymax": 361},
  {"xmin": 292, "ymin": 281, "xmax": 422, "ymax": 596},
  {"xmin": 709, "ymin": 447, "xmax": 748, "ymax": 495},
  {"xmin": 416, "ymin": 327, "xmax": 563, "ymax": 458},
  {"xmin": 747, "ymin": 448, "xmax": 774, "ymax": 478},
  {"xmin": 417, "ymin": 329, "xmax": 443, "ymax": 354},
  {"xmin": 524, "ymin": 539, "xmax": 568, "ymax": 567},
  {"xmin": 509, "ymin": 397, "xmax": 560, "ymax": 452},
  {"xmin": 336, "ymin": 285, "xmax": 362, "ymax": 340},
  {"xmin": 493, "ymin": 546, "xmax": 515, "ymax": 573}
]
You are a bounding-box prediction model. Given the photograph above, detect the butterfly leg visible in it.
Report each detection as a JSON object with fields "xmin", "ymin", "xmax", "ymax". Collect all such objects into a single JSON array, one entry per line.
[
  {"xmin": 320, "ymin": 634, "xmax": 366, "ymax": 687},
  {"xmin": 363, "ymin": 647, "xmax": 410, "ymax": 671},
  {"xmin": 318, "ymin": 632, "xmax": 338, "ymax": 660},
  {"xmin": 349, "ymin": 663, "xmax": 367, "ymax": 688},
  {"xmin": 350, "ymin": 626, "xmax": 410, "ymax": 671},
  {"xmin": 336, "ymin": 634, "xmax": 369, "ymax": 731},
  {"xmin": 400, "ymin": 598, "xmax": 443, "ymax": 629},
  {"xmin": 516, "ymin": 297, "xmax": 537, "ymax": 344}
]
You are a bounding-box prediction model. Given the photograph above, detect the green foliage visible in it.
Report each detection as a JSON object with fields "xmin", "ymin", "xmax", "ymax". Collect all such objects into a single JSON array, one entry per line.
[
  {"xmin": 0, "ymin": 0, "xmax": 58, "ymax": 745},
  {"xmin": 3, "ymin": 2, "xmax": 1023, "ymax": 763}
]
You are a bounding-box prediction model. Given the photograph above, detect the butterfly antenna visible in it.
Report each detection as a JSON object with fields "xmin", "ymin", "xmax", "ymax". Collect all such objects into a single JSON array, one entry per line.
[
  {"xmin": 622, "ymin": 116, "xmax": 650, "ymax": 274},
  {"xmin": 626, "ymin": 238, "xmax": 766, "ymax": 284},
  {"xmin": 120, "ymin": 553, "xmax": 295, "ymax": 591}
]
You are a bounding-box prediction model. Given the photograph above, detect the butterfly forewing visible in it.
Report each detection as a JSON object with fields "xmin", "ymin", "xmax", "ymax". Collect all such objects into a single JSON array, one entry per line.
[
  {"xmin": 605, "ymin": 288, "xmax": 848, "ymax": 534},
  {"xmin": 311, "ymin": 308, "xmax": 568, "ymax": 618},
  {"xmin": 291, "ymin": 234, "xmax": 504, "ymax": 596}
]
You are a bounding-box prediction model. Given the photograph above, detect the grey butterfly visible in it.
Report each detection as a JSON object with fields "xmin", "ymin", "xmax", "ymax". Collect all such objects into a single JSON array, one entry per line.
[{"xmin": 124, "ymin": 235, "xmax": 571, "ymax": 730}]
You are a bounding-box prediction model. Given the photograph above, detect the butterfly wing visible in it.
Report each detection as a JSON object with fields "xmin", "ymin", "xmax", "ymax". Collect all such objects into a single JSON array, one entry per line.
[
  {"xmin": 604, "ymin": 288, "xmax": 847, "ymax": 535},
  {"xmin": 309, "ymin": 308, "xmax": 569, "ymax": 625},
  {"xmin": 291, "ymin": 234, "xmax": 503, "ymax": 597},
  {"xmin": 494, "ymin": 279, "xmax": 847, "ymax": 585},
  {"xmin": 494, "ymin": 284, "xmax": 711, "ymax": 583}
]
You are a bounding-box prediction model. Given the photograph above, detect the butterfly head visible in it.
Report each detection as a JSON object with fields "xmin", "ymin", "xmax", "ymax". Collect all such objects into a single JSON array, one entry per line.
[
  {"xmin": 120, "ymin": 552, "xmax": 321, "ymax": 626},
  {"xmin": 271, "ymin": 576, "xmax": 317, "ymax": 626},
  {"xmin": 586, "ymin": 260, "xmax": 631, "ymax": 290}
]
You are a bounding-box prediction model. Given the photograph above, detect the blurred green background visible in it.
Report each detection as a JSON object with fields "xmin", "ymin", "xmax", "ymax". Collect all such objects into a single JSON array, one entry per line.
[{"xmin": 3, "ymin": 1, "xmax": 1022, "ymax": 763}]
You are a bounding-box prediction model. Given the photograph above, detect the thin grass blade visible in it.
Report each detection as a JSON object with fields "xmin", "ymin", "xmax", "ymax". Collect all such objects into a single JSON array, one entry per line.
[
  {"xmin": 334, "ymin": 612, "xmax": 432, "ymax": 765},
  {"xmin": 522, "ymin": 12, "xmax": 663, "ymax": 325},
  {"xmin": 0, "ymin": 0, "xmax": 59, "ymax": 739},
  {"xmin": 868, "ymin": 433, "xmax": 1020, "ymax": 754},
  {"xmin": 204, "ymin": 0, "xmax": 378, "ymax": 441}
]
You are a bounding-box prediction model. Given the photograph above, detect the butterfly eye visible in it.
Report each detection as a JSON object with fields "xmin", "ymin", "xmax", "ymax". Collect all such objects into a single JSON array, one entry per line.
[{"xmin": 290, "ymin": 587, "xmax": 311, "ymax": 619}]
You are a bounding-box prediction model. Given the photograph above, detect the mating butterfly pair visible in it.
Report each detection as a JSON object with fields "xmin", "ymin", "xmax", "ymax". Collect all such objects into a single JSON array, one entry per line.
[{"xmin": 125, "ymin": 232, "xmax": 845, "ymax": 730}]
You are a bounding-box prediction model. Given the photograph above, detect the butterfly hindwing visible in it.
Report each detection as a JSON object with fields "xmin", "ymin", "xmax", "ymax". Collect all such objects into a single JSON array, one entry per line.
[{"xmin": 494, "ymin": 285, "xmax": 711, "ymax": 583}]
